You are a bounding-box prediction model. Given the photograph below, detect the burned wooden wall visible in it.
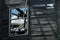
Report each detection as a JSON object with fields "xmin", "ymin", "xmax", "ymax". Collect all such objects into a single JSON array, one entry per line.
[
  {"xmin": 56, "ymin": 0, "xmax": 60, "ymax": 40},
  {"xmin": 0, "ymin": 0, "xmax": 58, "ymax": 40},
  {"xmin": 0, "ymin": 0, "xmax": 9, "ymax": 40}
]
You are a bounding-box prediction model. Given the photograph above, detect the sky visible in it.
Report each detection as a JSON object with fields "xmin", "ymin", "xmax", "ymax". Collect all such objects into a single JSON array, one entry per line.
[
  {"xmin": 11, "ymin": 8, "xmax": 27, "ymax": 15},
  {"xmin": 11, "ymin": 8, "xmax": 28, "ymax": 19}
]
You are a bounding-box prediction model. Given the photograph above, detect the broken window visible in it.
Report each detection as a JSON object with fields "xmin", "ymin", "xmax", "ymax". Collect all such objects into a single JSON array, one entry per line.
[{"xmin": 9, "ymin": 7, "xmax": 28, "ymax": 36}]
